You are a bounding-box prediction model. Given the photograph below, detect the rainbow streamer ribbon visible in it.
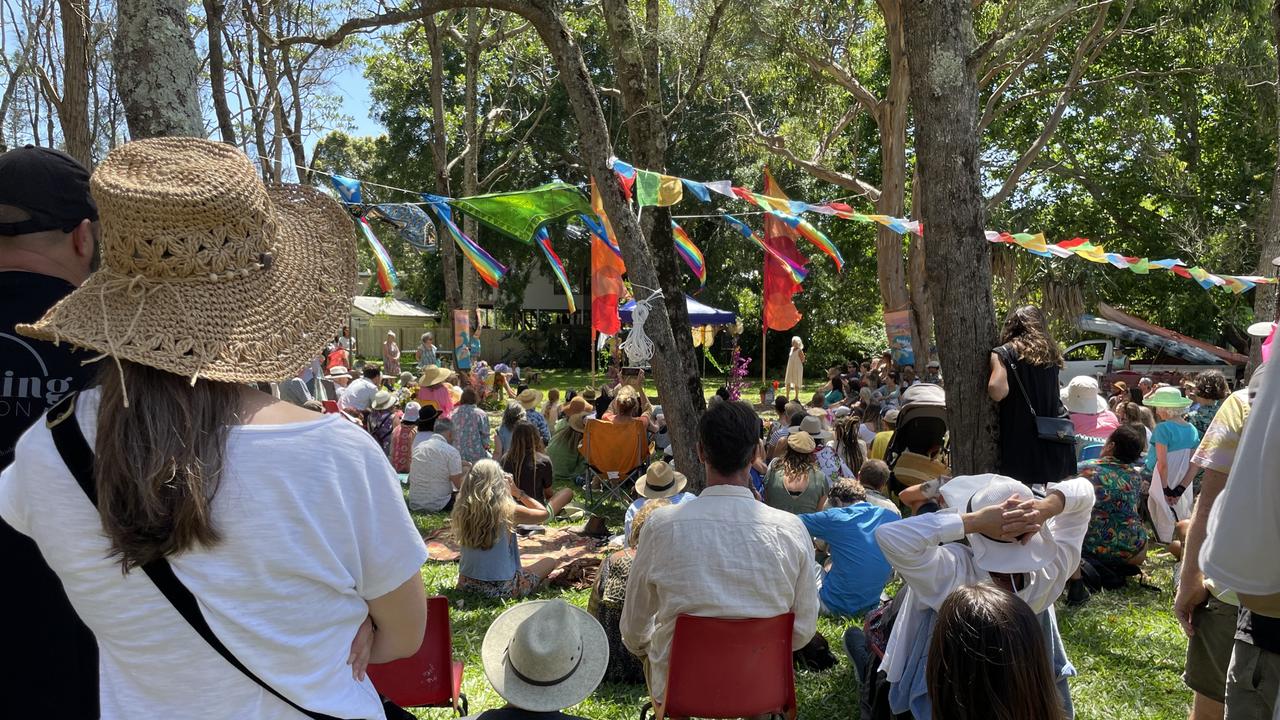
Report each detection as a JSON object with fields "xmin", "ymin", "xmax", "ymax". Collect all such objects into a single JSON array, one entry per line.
[
  {"xmin": 722, "ymin": 214, "xmax": 808, "ymax": 284},
  {"xmin": 534, "ymin": 227, "xmax": 576, "ymax": 313},
  {"xmin": 671, "ymin": 220, "xmax": 706, "ymax": 291},
  {"xmin": 358, "ymin": 216, "xmax": 399, "ymax": 292},
  {"xmin": 765, "ymin": 210, "xmax": 844, "ymax": 271},
  {"xmin": 579, "ymin": 213, "xmax": 623, "ymax": 259},
  {"xmin": 422, "ymin": 193, "xmax": 507, "ymax": 288}
]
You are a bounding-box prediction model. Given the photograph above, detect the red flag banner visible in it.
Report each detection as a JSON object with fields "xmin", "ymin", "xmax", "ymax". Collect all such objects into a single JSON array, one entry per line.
[
  {"xmin": 590, "ymin": 180, "xmax": 627, "ymax": 336},
  {"xmin": 761, "ymin": 169, "xmax": 806, "ymax": 331}
]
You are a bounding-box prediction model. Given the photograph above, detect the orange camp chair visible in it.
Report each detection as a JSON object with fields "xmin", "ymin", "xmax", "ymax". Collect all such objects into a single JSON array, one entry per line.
[
  {"xmin": 368, "ymin": 596, "xmax": 468, "ymax": 716},
  {"xmin": 580, "ymin": 417, "xmax": 649, "ymax": 517},
  {"xmin": 639, "ymin": 613, "xmax": 798, "ymax": 720}
]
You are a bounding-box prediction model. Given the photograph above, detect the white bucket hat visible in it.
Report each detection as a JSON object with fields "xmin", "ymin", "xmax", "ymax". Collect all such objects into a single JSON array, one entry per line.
[
  {"xmin": 481, "ymin": 600, "xmax": 608, "ymax": 712},
  {"xmin": 1060, "ymin": 375, "xmax": 1107, "ymax": 415},
  {"xmin": 941, "ymin": 474, "xmax": 1054, "ymax": 574}
]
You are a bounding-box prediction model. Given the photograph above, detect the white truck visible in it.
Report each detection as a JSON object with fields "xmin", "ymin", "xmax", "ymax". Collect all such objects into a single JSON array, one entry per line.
[{"xmin": 1060, "ymin": 305, "xmax": 1247, "ymax": 387}]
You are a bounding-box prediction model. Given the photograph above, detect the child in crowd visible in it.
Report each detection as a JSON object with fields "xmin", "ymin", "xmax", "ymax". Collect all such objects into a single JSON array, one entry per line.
[
  {"xmin": 589, "ymin": 499, "xmax": 670, "ymax": 685},
  {"xmin": 453, "ymin": 460, "xmax": 565, "ymax": 599},
  {"xmin": 1144, "ymin": 387, "xmax": 1200, "ymax": 547},
  {"xmin": 858, "ymin": 459, "xmax": 900, "ymax": 516},
  {"xmin": 928, "ymin": 584, "xmax": 1066, "ymax": 720},
  {"xmin": 874, "ymin": 473, "xmax": 1094, "ymax": 718},
  {"xmin": 494, "ymin": 402, "xmax": 526, "ymax": 462},
  {"xmin": 800, "ymin": 479, "xmax": 900, "ymax": 616},
  {"xmin": 868, "ymin": 409, "xmax": 898, "ymax": 461},
  {"xmin": 389, "ymin": 401, "xmax": 420, "ymax": 473},
  {"xmin": 624, "ymin": 462, "xmax": 697, "ymax": 541},
  {"xmin": 1068, "ymin": 423, "xmax": 1148, "ymax": 604}
]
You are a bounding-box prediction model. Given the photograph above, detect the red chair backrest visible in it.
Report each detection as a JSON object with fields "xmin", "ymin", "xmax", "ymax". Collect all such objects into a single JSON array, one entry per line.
[
  {"xmin": 321, "ymin": 400, "xmax": 339, "ymax": 414},
  {"xmin": 663, "ymin": 613, "xmax": 797, "ymax": 719},
  {"xmin": 368, "ymin": 596, "xmax": 455, "ymax": 707}
]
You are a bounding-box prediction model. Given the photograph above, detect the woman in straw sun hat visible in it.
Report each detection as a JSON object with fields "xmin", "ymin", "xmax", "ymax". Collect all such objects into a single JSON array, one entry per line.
[
  {"xmin": 478, "ymin": 599, "xmax": 608, "ymax": 718},
  {"xmin": 0, "ymin": 138, "xmax": 429, "ymax": 719},
  {"xmin": 416, "ymin": 363, "xmax": 455, "ymax": 418}
]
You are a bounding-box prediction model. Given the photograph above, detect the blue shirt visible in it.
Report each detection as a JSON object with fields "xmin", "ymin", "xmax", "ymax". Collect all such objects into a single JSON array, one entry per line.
[
  {"xmin": 1145, "ymin": 420, "xmax": 1201, "ymax": 472},
  {"xmin": 800, "ymin": 503, "xmax": 899, "ymax": 616},
  {"xmin": 459, "ymin": 530, "xmax": 520, "ymax": 582},
  {"xmin": 525, "ymin": 409, "xmax": 551, "ymax": 445}
]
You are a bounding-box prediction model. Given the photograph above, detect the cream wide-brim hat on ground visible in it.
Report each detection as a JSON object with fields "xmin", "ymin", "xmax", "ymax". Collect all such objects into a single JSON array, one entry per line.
[{"xmin": 18, "ymin": 137, "xmax": 357, "ymax": 385}]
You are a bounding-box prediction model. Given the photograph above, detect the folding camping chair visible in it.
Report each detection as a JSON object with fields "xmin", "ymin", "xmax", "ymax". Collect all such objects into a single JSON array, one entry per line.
[
  {"xmin": 581, "ymin": 417, "xmax": 649, "ymax": 517},
  {"xmin": 639, "ymin": 613, "xmax": 798, "ymax": 720},
  {"xmin": 368, "ymin": 595, "xmax": 469, "ymax": 716}
]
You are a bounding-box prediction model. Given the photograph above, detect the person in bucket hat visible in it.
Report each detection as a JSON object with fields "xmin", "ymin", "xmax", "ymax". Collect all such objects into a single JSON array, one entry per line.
[
  {"xmin": 1, "ymin": 138, "xmax": 430, "ymax": 719},
  {"xmin": 478, "ymin": 599, "xmax": 608, "ymax": 718},
  {"xmin": 517, "ymin": 388, "xmax": 551, "ymax": 444},
  {"xmin": 873, "ymin": 473, "xmax": 1095, "ymax": 718},
  {"xmin": 623, "ymin": 461, "xmax": 697, "ymax": 541}
]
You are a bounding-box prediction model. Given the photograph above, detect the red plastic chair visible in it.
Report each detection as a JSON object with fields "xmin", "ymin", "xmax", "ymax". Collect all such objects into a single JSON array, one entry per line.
[
  {"xmin": 368, "ymin": 596, "xmax": 468, "ymax": 716},
  {"xmin": 321, "ymin": 400, "xmax": 339, "ymax": 414},
  {"xmin": 640, "ymin": 613, "xmax": 798, "ymax": 720}
]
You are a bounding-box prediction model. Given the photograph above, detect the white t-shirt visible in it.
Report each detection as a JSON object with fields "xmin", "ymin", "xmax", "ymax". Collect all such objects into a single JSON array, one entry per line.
[
  {"xmin": 0, "ymin": 389, "xmax": 428, "ymax": 719},
  {"xmin": 408, "ymin": 434, "xmax": 463, "ymax": 512},
  {"xmin": 340, "ymin": 377, "xmax": 378, "ymax": 412}
]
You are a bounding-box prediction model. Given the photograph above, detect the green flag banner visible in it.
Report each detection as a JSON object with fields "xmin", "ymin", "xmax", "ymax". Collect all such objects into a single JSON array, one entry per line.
[{"xmin": 449, "ymin": 182, "xmax": 592, "ymax": 243}]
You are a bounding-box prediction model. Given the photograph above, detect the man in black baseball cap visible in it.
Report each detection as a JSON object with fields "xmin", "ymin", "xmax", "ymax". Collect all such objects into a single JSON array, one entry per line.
[{"xmin": 0, "ymin": 145, "xmax": 100, "ymax": 716}]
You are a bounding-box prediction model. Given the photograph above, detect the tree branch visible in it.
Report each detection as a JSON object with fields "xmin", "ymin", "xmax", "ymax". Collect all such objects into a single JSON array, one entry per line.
[
  {"xmin": 972, "ymin": 0, "xmax": 1078, "ymax": 67},
  {"xmin": 664, "ymin": 0, "xmax": 731, "ymax": 121},
  {"xmin": 786, "ymin": 43, "xmax": 883, "ymax": 119},
  {"xmin": 734, "ymin": 89, "xmax": 881, "ymax": 201},
  {"xmin": 985, "ymin": 0, "xmax": 1132, "ymax": 209}
]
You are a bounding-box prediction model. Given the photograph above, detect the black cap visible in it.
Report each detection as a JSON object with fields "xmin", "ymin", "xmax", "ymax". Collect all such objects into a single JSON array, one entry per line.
[{"xmin": 0, "ymin": 145, "xmax": 98, "ymax": 235}]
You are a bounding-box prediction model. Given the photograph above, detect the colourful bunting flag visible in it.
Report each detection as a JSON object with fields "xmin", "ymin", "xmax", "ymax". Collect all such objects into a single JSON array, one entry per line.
[
  {"xmin": 765, "ymin": 210, "xmax": 844, "ymax": 271},
  {"xmin": 331, "ymin": 174, "xmax": 362, "ymax": 204},
  {"xmin": 534, "ymin": 227, "xmax": 576, "ymax": 313},
  {"xmin": 671, "ymin": 220, "xmax": 706, "ymax": 291},
  {"xmin": 761, "ymin": 170, "xmax": 807, "ymax": 332},
  {"xmin": 448, "ymin": 183, "xmax": 592, "ymax": 243},
  {"xmin": 681, "ymin": 178, "xmax": 711, "ymax": 203},
  {"xmin": 723, "ymin": 214, "xmax": 808, "ymax": 284},
  {"xmin": 358, "ymin": 216, "xmax": 398, "ymax": 292},
  {"xmin": 589, "ymin": 180, "xmax": 627, "ymax": 336},
  {"xmin": 421, "ymin": 194, "xmax": 507, "ymax": 287},
  {"xmin": 703, "ymin": 180, "xmax": 736, "ymax": 199},
  {"xmin": 634, "ymin": 170, "xmax": 684, "ymax": 207}
]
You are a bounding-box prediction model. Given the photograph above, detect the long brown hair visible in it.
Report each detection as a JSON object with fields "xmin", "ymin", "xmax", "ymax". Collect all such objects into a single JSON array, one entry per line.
[
  {"xmin": 505, "ymin": 420, "xmax": 544, "ymax": 470},
  {"xmin": 928, "ymin": 583, "xmax": 1065, "ymax": 720},
  {"xmin": 999, "ymin": 305, "xmax": 1063, "ymax": 368},
  {"xmin": 833, "ymin": 416, "xmax": 865, "ymax": 475},
  {"xmin": 95, "ymin": 361, "xmax": 241, "ymax": 570},
  {"xmin": 781, "ymin": 445, "xmax": 817, "ymax": 477}
]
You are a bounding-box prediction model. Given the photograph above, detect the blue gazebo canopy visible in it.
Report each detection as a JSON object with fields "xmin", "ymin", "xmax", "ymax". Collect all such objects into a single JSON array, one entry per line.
[{"xmin": 619, "ymin": 294, "xmax": 737, "ymax": 326}]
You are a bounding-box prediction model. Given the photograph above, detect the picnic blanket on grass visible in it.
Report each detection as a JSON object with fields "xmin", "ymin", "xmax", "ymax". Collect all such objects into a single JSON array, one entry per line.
[{"xmin": 425, "ymin": 525, "xmax": 609, "ymax": 589}]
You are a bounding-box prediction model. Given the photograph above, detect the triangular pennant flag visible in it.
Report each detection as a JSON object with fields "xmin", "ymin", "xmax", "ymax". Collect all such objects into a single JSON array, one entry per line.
[
  {"xmin": 681, "ymin": 177, "xmax": 711, "ymax": 202},
  {"xmin": 704, "ymin": 180, "xmax": 736, "ymax": 198},
  {"xmin": 331, "ymin": 174, "xmax": 362, "ymax": 204}
]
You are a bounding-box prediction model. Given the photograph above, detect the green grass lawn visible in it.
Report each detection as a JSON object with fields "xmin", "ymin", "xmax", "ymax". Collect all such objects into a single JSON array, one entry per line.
[{"xmin": 403, "ymin": 369, "xmax": 1193, "ymax": 720}]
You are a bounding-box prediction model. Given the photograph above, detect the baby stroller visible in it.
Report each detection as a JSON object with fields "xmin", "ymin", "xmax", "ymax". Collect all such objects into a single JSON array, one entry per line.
[{"xmin": 885, "ymin": 383, "xmax": 949, "ymax": 494}]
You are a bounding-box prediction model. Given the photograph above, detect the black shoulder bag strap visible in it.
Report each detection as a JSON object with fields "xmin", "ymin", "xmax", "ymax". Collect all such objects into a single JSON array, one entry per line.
[
  {"xmin": 46, "ymin": 395, "xmax": 350, "ymax": 720},
  {"xmin": 997, "ymin": 347, "xmax": 1040, "ymax": 419}
]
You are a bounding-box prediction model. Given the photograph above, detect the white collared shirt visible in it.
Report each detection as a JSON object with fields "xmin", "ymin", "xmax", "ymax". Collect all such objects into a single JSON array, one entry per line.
[
  {"xmin": 875, "ymin": 477, "xmax": 1094, "ymax": 684},
  {"xmin": 621, "ymin": 484, "xmax": 819, "ymax": 698}
]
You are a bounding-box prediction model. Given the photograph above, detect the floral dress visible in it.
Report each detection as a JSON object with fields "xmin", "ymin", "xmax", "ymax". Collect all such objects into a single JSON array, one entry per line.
[{"xmin": 1079, "ymin": 458, "xmax": 1147, "ymax": 563}]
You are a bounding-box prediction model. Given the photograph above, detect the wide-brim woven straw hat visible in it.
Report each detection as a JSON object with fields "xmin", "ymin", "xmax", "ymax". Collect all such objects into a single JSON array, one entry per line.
[
  {"xmin": 18, "ymin": 138, "xmax": 357, "ymax": 384},
  {"xmin": 418, "ymin": 364, "xmax": 451, "ymax": 387}
]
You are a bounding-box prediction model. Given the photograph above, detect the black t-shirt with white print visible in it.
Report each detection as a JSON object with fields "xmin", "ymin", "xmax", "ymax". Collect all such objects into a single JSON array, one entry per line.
[{"xmin": 0, "ymin": 270, "xmax": 98, "ymax": 717}]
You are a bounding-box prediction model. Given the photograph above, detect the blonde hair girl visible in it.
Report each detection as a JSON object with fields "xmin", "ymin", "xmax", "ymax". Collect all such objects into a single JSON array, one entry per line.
[{"xmin": 451, "ymin": 459, "xmax": 565, "ymax": 598}]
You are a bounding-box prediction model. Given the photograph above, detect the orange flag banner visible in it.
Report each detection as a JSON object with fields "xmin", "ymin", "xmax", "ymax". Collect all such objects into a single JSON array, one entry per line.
[{"xmin": 761, "ymin": 169, "xmax": 806, "ymax": 331}]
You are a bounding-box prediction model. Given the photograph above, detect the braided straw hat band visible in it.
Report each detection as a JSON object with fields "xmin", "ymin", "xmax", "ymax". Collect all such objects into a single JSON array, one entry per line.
[{"xmin": 18, "ymin": 138, "xmax": 358, "ymax": 386}]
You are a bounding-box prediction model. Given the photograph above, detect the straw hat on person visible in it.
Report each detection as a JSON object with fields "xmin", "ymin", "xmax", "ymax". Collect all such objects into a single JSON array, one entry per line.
[
  {"xmin": 789, "ymin": 414, "xmax": 831, "ymax": 442},
  {"xmin": 567, "ymin": 412, "xmax": 590, "ymax": 433},
  {"xmin": 1146, "ymin": 386, "xmax": 1192, "ymax": 409},
  {"xmin": 371, "ymin": 390, "xmax": 396, "ymax": 411},
  {"xmin": 1061, "ymin": 376, "xmax": 1108, "ymax": 415},
  {"xmin": 634, "ymin": 460, "xmax": 688, "ymax": 499},
  {"xmin": 418, "ymin": 364, "xmax": 451, "ymax": 387},
  {"xmin": 893, "ymin": 451, "xmax": 949, "ymax": 486},
  {"xmin": 517, "ymin": 388, "xmax": 543, "ymax": 410},
  {"xmin": 787, "ymin": 431, "xmax": 817, "ymax": 454},
  {"xmin": 326, "ymin": 365, "xmax": 352, "ymax": 379},
  {"xmin": 481, "ymin": 600, "xmax": 608, "ymax": 713},
  {"xmin": 17, "ymin": 137, "xmax": 357, "ymax": 384},
  {"xmin": 940, "ymin": 474, "xmax": 1054, "ymax": 574},
  {"xmin": 581, "ymin": 387, "xmax": 598, "ymax": 402},
  {"xmin": 562, "ymin": 396, "xmax": 590, "ymax": 418}
]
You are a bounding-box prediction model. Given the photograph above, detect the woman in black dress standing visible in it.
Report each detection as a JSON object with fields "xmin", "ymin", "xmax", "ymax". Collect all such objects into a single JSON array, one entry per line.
[{"xmin": 987, "ymin": 305, "xmax": 1077, "ymax": 486}]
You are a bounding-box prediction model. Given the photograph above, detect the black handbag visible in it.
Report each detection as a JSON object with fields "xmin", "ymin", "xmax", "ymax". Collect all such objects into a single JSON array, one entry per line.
[
  {"xmin": 999, "ymin": 349, "xmax": 1075, "ymax": 445},
  {"xmin": 46, "ymin": 395, "xmax": 399, "ymax": 720}
]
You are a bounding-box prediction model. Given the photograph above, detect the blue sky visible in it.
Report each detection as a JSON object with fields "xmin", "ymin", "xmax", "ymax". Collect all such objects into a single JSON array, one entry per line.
[{"xmin": 324, "ymin": 62, "xmax": 384, "ymax": 149}]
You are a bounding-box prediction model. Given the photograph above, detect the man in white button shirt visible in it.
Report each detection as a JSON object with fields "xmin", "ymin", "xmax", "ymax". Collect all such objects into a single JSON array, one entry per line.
[
  {"xmin": 408, "ymin": 417, "xmax": 467, "ymax": 512},
  {"xmin": 621, "ymin": 399, "xmax": 818, "ymax": 702},
  {"xmin": 338, "ymin": 364, "xmax": 381, "ymax": 414}
]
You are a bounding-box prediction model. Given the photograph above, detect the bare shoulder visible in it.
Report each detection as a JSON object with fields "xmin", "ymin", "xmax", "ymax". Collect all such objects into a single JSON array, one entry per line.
[{"xmin": 239, "ymin": 388, "xmax": 325, "ymax": 426}]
